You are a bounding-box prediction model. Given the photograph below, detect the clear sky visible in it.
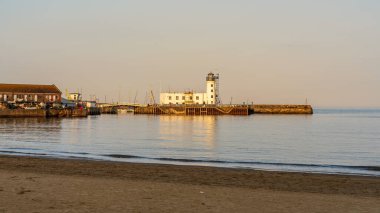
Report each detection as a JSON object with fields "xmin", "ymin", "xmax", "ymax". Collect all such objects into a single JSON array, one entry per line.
[{"xmin": 1, "ymin": 0, "xmax": 379, "ymax": 107}]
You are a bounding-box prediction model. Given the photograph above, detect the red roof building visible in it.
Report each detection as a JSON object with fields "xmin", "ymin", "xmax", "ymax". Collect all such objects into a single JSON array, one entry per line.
[{"xmin": 0, "ymin": 83, "xmax": 62, "ymax": 103}]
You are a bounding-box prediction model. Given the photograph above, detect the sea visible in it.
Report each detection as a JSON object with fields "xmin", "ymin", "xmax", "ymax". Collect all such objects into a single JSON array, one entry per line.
[{"xmin": 0, "ymin": 109, "xmax": 379, "ymax": 176}]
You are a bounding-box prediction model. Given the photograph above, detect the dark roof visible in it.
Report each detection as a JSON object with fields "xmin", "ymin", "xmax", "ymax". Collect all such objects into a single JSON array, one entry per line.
[{"xmin": 0, "ymin": 83, "xmax": 62, "ymax": 94}]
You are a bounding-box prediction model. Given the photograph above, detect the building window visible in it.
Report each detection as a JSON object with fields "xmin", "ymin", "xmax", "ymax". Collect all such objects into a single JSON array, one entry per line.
[
  {"xmin": 176, "ymin": 96, "xmax": 179, "ymax": 100},
  {"xmin": 211, "ymin": 89, "xmax": 213, "ymax": 92},
  {"xmin": 211, "ymin": 95, "xmax": 213, "ymax": 98},
  {"xmin": 190, "ymin": 96, "xmax": 193, "ymax": 100},
  {"xmin": 211, "ymin": 101, "xmax": 213, "ymax": 104},
  {"xmin": 168, "ymin": 96, "xmax": 172, "ymax": 100},
  {"xmin": 211, "ymin": 84, "xmax": 213, "ymax": 87},
  {"xmin": 196, "ymin": 96, "xmax": 199, "ymax": 100},
  {"xmin": 35, "ymin": 95, "xmax": 38, "ymax": 102},
  {"xmin": 182, "ymin": 96, "xmax": 185, "ymax": 100}
]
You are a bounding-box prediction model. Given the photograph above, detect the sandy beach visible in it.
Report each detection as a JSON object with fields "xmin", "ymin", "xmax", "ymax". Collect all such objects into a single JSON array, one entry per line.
[{"xmin": 0, "ymin": 155, "xmax": 379, "ymax": 213}]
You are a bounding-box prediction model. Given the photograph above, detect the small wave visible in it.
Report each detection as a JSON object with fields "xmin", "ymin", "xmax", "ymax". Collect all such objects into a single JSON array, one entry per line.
[
  {"xmin": 1, "ymin": 150, "xmax": 379, "ymax": 174},
  {"xmin": 1, "ymin": 149, "xmax": 90, "ymax": 156},
  {"xmin": 102, "ymin": 154, "xmax": 380, "ymax": 172},
  {"xmin": 52, "ymin": 150, "xmax": 90, "ymax": 155},
  {"xmin": 5, "ymin": 147, "xmax": 44, "ymax": 151},
  {"xmin": 0, "ymin": 150, "xmax": 48, "ymax": 156},
  {"xmin": 103, "ymin": 154, "xmax": 144, "ymax": 159}
]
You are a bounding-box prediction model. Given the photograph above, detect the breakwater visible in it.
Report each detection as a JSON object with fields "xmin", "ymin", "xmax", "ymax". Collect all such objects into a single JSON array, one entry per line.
[
  {"xmin": 0, "ymin": 109, "xmax": 46, "ymax": 118},
  {"xmin": 0, "ymin": 108, "xmax": 88, "ymax": 118},
  {"xmin": 0, "ymin": 105, "xmax": 313, "ymax": 117},
  {"xmin": 87, "ymin": 107, "xmax": 101, "ymax": 115},
  {"xmin": 251, "ymin": 105, "xmax": 313, "ymax": 114},
  {"xmin": 47, "ymin": 109, "xmax": 87, "ymax": 117},
  {"xmin": 134, "ymin": 105, "xmax": 313, "ymax": 115},
  {"xmin": 100, "ymin": 106, "xmax": 118, "ymax": 114},
  {"xmin": 135, "ymin": 105, "xmax": 250, "ymax": 115}
]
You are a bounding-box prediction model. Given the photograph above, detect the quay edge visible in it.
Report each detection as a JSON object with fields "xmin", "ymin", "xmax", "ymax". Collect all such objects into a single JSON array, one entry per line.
[
  {"xmin": 0, "ymin": 108, "xmax": 88, "ymax": 118},
  {"xmin": 250, "ymin": 105, "xmax": 313, "ymax": 114},
  {"xmin": 133, "ymin": 104, "xmax": 313, "ymax": 115}
]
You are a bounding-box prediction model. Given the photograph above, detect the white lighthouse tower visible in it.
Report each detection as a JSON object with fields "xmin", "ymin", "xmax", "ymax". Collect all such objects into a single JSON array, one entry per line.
[{"xmin": 205, "ymin": 72, "xmax": 220, "ymax": 105}]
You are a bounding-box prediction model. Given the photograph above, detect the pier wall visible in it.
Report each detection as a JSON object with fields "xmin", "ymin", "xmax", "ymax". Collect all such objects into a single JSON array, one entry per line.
[
  {"xmin": 0, "ymin": 109, "xmax": 88, "ymax": 118},
  {"xmin": 0, "ymin": 109, "xmax": 46, "ymax": 118},
  {"xmin": 100, "ymin": 106, "xmax": 118, "ymax": 114},
  {"xmin": 251, "ymin": 105, "xmax": 313, "ymax": 114},
  {"xmin": 87, "ymin": 107, "xmax": 101, "ymax": 115},
  {"xmin": 47, "ymin": 109, "xmax": 87, "ymax": 117},
  {"xmin": 134, "ymin": 105, "xmax": 249, "ymax": 115}
]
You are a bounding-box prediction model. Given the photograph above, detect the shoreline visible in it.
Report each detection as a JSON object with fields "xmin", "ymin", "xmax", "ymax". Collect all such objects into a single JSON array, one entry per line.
[
  {"xmin": 1, "ymin": 155, "xmax": 379, "ymax": 196},
  {"xmin": 2, "ymin": 151, "xmax": 379, "ymax": 177},
  {"xmin": 1, "ymin": 155, "xmax": 379, "ymax": 212}
]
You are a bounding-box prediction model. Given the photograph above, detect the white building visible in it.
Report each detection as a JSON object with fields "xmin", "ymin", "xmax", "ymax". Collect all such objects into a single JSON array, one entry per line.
[
  {"xmin": 67, "ymin": 92, "xmax": 82, "ymax": 101},
  {"xmin": 160, "ymin": 73, "xmax": 220, "ymax": 105}
]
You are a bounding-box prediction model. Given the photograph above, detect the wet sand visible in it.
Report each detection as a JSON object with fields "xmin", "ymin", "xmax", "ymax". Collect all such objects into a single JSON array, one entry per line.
[{"xmin": 0, "ymin": 155, "xmax": 379, "ymax": 212}]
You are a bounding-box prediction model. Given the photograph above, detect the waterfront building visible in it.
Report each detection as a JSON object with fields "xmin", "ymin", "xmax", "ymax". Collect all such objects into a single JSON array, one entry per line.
[
  {"xmin": 67, "ymin": 92, "xmax": 82, "ymax": 101},
  {"xmin": 160, "ymin": 73, "xmax": 220, "ymax": 105},
  {"xmin": 0, "ymin": 83, "xmax": 62, "ymax": 103}
]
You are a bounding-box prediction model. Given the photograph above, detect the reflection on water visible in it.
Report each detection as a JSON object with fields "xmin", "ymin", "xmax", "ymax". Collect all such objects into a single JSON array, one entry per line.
[
  {"xmin": 159, "ymin": 116, "xmax": 216, "ymax": 148},
  {"xmin": 0, "ymin": 110, "xmax": 379, "ymax": 176},
  {"xmin": 0, "ymin": 118, "xmax": 62, "ymax": 144}
]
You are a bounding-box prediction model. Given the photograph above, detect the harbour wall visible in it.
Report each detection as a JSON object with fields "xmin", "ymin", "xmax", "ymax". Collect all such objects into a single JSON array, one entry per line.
[
  {"xmin": 100, "ymin": 106, "xmax": 118, "ymax": 114},
  {"xmin": 134, "ymin": 105, "xmax": 313, "ymax": 115},
  {"xmin": 0, "ymin": 105, "xmax": 313, "ymax": 117},
  {"xmin": 135, "ymin": 105, "xmax": 250, "ymax": 115},
  {"xmin": 87, "ymin": 107, "xmax": 101, "ymax": 115},
  {"xmin": 0, "ymin": 109, "xmax": 88, "ymax": 118},
  {"xmin": 47, "ymin": 109, "xmax": 88, "ymax": 117},
  {"xmin": 251, "ymin": 105, "xmax": 313, "ymax": 114},
  {"xmin": 0, "ymin": 109, "xmax": 46, "ymax": 118}
]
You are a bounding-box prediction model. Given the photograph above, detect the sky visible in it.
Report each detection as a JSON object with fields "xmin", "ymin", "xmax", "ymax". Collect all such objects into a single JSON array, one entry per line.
[{"xmin": 0, "ymin": 0, "xmax": 379, "ymax": 107}]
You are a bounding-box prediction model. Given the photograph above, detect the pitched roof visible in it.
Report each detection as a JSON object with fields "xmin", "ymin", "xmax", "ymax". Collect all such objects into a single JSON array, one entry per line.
[{"xmin": 0, "ymin": 83, "xmax": 62, "ymax": 94}]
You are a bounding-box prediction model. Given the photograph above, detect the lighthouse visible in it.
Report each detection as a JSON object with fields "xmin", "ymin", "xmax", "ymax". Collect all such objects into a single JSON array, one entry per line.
[
  {"xmin": 206, "ymin": 72, "xmax": 219, "ymax": 105},
  {"xmin": 159, "ymin": 72, "xmax": 220, "ymax": 105}
]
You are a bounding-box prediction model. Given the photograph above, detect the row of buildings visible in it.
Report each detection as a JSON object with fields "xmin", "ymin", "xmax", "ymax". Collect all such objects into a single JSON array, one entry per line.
[{"xmin": 0, "ymin": 72, "xmax": 221, "ymax": 108}]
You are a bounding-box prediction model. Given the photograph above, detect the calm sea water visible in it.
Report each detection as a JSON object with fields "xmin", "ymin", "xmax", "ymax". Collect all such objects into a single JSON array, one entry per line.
[{"xmin": 0, "ymin": 109, "xmax": 379, "ymax": 176}]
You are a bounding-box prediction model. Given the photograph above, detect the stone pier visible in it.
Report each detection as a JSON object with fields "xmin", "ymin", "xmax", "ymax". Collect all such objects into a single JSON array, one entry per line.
[{"xmin": 251, "ymin": 105, "xmax": 313, "ymax": 114}]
